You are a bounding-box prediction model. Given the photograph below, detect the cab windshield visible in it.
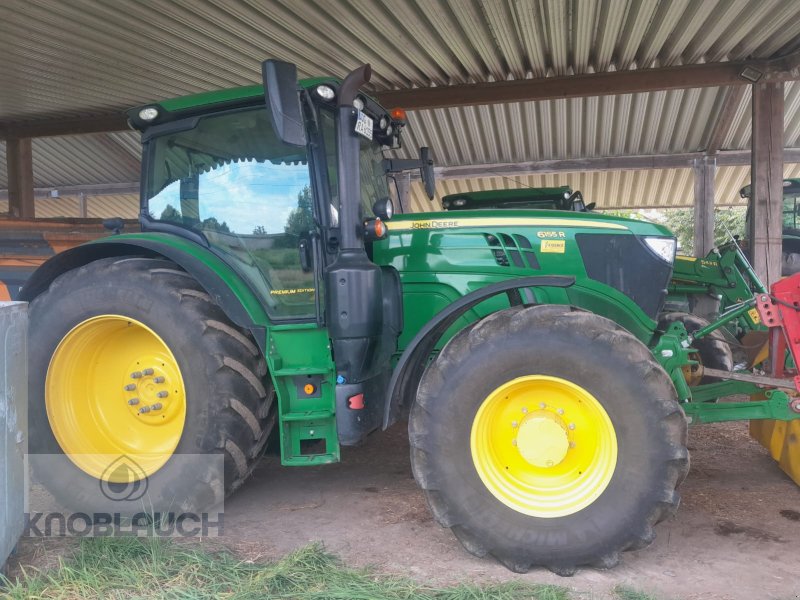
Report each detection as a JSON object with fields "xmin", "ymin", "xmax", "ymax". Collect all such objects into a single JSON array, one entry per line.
[
  {"xmin": 144, "ymin": 105, "xmax": 317, "ymax": 320},
  {"xmin": 784, "ymin": 194, "xmax": 800, "ymax": 230}
]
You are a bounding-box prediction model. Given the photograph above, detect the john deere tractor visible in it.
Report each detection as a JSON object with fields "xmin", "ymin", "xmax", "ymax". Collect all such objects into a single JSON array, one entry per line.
[{"xmin": 22, "ymin": 60, "xmax": 800, "ymax": 575}]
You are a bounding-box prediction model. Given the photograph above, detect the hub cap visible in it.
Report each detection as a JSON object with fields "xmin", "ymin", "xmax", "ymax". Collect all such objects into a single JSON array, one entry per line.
[
  {"xmin": 46, "ymin": 315, "xmax": 186, "ymax": 480},
  {"xmin": 470, "ymin": 375, "xmax": 617, "ymax": 517}
]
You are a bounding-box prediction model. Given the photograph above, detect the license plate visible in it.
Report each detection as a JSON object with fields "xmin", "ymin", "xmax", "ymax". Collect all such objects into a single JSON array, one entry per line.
[{"xmin": 355, "ymin": 111, "xmax": 373, "ymax": 140}]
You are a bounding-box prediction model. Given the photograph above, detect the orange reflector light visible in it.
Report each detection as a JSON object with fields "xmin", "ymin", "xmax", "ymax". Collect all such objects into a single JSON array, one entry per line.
[
  {"xmin": 304, "ymin": 383, "xmax": 315, "ymax": 395},
  {"xmin": 374, "ymin": 218, "xmax": 385, "ymax": 238},
  {"xmin": 348, "ymin": 393, "xmax": 365, "ymax": 410},
  {"xmin": 390, "ymin": 108, "xmax": 406, "ymax": 122}
]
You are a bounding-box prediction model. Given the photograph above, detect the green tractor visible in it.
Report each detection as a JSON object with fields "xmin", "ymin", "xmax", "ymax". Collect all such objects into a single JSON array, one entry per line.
[
  {"xmin": 21, "ymin": 60, "xmax": 800, "ymax": 575},
  {"xmin": 740, "ymin": 178, "xmax": 800, "ymax": 276}
]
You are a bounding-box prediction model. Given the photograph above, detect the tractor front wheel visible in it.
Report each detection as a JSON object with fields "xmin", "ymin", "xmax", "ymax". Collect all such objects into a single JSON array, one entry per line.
[{"xmin": 410, "ymin": 305, "xmax": 689, "ymax": 574}]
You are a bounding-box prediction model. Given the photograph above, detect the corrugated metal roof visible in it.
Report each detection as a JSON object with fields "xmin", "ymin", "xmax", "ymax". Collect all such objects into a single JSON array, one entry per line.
[
  {"xmin": 407, "ymin": 163, "xmax": 800, "ymax": 212},
  {"xmin": 0, "ymin": 133, "xmax": 140, "ymax": 188},
  {"xmin": 2, "ymin": 0, "xmax": 799, "ymax": 124},
  {"xmin": 1, "ymin": 1, "xmax": 800, "ymax": 210},
  {"xmin": 399, "ymin": 86, "xmax": 728, "ymax": 166},
  {"xmin": 0, "ymin": 193, "xmax": 137, "ymax": 219}
]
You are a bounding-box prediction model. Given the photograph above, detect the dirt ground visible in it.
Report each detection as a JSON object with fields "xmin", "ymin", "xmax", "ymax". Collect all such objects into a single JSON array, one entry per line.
[{"xmin": 13, "ymin": 420, "xmax": 800, "ymax": 600}]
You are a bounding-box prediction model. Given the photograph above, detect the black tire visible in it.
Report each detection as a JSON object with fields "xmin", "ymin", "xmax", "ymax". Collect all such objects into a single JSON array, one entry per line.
[
  {"xmin": 409, "ymin": 305, "xmax": 689, "ymax": 574},
  {"xmin": 783, "ymin": 251, "xmax": 800, "ymax": 276},
  {"xmin": 658, "ymin": 312, "xmax": 733, "ymax": 383},
  {"xmin": 28, "ymin": 256, "xmax": 275, "ymax": 513}
]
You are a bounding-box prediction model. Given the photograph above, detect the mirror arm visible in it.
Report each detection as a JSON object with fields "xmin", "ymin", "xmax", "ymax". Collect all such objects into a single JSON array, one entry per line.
[{"xmin": 383, "ymin": 158, "xmax": 423, "ymax": 173}]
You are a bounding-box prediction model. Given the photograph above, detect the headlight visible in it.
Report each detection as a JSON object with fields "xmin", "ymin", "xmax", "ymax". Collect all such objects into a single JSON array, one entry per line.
[
  {"xmin": 138, "ymin": 107, "xmax": 159, "ymax": 121},
  {"xmin": 353, "ymin": 96, "xmax": 365, "ymax": 111},
  {"xmin": 316, "ymin": 85, "xmax": 335, "ymax": 101},
  {"xmin": 644, "ymin": 237, "xmax": 676, "ymax": 264},
  {"xmin": 372, "ymin": 198, "xmax": 394, "ymax": 221}
]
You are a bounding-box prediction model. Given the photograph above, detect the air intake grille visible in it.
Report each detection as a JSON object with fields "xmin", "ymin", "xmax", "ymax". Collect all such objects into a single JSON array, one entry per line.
[{"xmin": 484, "ymin": 234, "xmax": 540, "ymax": 269}]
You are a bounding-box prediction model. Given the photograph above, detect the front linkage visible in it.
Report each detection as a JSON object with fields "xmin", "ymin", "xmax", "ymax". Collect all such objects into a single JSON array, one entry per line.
[{"xmin": 654, "ymin": 270, "xmax": 800, "ymax": 428}]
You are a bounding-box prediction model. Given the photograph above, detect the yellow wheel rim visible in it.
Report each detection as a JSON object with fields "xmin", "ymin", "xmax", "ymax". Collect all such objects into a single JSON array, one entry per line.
[
  {"xmin": 470, "ymin": 375, "xmax": 617, "ymax": 518},
  {"xmin": 46, "ymin": 315, "xmax": 186, "ymax": 481}
]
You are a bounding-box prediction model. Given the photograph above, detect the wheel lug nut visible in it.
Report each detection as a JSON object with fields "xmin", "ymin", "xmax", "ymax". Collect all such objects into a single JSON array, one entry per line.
[
  {"xmin": 521, "ymin": 407, "xmax": 528, "ymax": 414},
  {"xmin": 568, "ymin": 423, "xmax": 575, "ymax": 430},
  {"xmin": 142, "ymin": 368, "xmax": 154, "ymax": 376},
  {"xmin": 539, "ymin": 402, "xmax": 546, "ymax": 409},
  {"xmin": 156, "ymin": 391, "xmax": 169, "ymax": 398},
  {"xmin": 511, "ymin": 421, "xmax": 518, "ymax": 428},
  {"xmin": 150, "ymin": 403, "xmax": 163, "ymax": 411},
  {"xmin": 131, "ymin": 371, "xmax": 143, "ymax": 379},
  {"xmin": 154, "ymin": 376, "xmax": 165, "ymax": 383},
  {"xmin": 557, "ymin": 408, "xmax": 564, "ymax": 415},
  {"xmin": 512, "ymin": 439, "xmax": 517, "ymax": 446},
  {"xmin": 569, "ymin": 441, "xmax": 576, "ymax": 448},
  {"xmin": 124, "ymin": 384, "xmax": 136, "ymax": 391},
  {"xmin": 127, "ymin": 398, "xmax": 140, "ymax": 406},
  {"xmin": 138, "ymin": 406, "xmax": 151, "ymax": 414}
]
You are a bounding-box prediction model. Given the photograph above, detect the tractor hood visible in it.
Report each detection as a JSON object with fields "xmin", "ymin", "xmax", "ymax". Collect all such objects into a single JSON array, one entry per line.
[{"xmin": 376, "ymin": 209, "xmax": 676, "ymax": 323}]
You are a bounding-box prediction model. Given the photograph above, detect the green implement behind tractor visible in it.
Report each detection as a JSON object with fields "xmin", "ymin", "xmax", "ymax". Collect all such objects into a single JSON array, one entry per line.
[
  {"xmin": 441, "ymin": 186, "xmax": 594, "ymax": 212},
  {"xmin": 20, "ymin": 60, "xmax": 800, "ymax": 575}
]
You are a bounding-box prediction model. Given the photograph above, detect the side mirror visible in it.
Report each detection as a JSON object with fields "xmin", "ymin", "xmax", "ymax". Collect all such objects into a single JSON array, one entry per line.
[
  {"xmin": 102, "ymin": 218, "xmax": 125, "ymax": 235},
  {"xmin": 262, "ymin": 60, "xmax": 306, "ymax": 147},
  {"xmin": 420, "ymin": 147, "xmax": 435, "ymax": 200}
]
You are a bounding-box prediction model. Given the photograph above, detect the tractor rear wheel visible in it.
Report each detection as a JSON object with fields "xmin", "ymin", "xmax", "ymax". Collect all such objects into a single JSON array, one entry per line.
[
  {"xmin": 410, "ymin": 305, "xmax": 689, "ymax": 574},
  {"xmin": 28, "ymin": 257, "xmax": 275, "ymax": 512}
]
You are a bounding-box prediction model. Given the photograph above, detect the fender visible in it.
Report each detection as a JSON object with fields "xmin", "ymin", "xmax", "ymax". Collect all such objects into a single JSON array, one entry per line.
[
  {"xmin": 382, "ymin": 275, "xmax": 575, "ymax": 429},
  {"xmin": 19, "ymin": 233, "xmax": 271, "ymax": 349}
]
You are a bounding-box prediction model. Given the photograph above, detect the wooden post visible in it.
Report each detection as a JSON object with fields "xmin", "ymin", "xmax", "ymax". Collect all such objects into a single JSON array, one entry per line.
[
  {"xmin": 78, "ymin": 192, "xmax": 88, "ymax": 218},
  {"xmin": 395, "ymin": 172, "xmax": 411, "ymax": 214},
  {"xmin": 5, "ymin": 138, "xmax": 35, "ymax": 218},
  {"xmin": 693, "ymin": 156, "xmax": 716, "ymax": 256},
  {"xmin": 749, "ymin": 81, "xmax": 784, "ymax": 286}
]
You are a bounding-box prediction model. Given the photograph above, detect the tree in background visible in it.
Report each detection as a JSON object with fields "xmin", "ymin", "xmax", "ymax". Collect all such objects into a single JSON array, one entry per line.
[
  {"xmin": 159, "ymin": 204, "xmax": 181, "ymax": 222},
  {"xmin": 285, "ymin": 186, "xmax": 314, "ymax": 237},
  {"xmin": 661, "ymin": 207, "xmax": 746, "ymax": 255},
  {"xmin": 601, "ymin": 207, "xmax": 746, "ymax": 255},
  {"xmin": 200, "ymin": 217, "xmax": 231, "ymax": 233}
]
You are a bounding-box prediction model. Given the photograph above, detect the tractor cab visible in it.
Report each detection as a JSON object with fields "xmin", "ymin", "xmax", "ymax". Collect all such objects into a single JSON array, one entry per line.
[{"xmin": 741, "ymin": 178, "xmax": 800, "ymax": 275}]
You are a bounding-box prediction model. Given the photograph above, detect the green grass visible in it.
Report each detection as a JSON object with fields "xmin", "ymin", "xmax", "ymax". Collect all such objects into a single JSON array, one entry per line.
[
  {"xmin": 614, "ymin": 585, "xmax": 661, "ymax": 600},
  {"xmin": 1, "ymin": 538, "xmax": 571, "ymax": 600}
]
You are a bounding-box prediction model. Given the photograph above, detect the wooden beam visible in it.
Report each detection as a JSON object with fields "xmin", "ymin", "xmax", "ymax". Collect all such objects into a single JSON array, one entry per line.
[
  {"xmin": 0, "ymin": 182, "xmax": 139, "ymax": 201},
  {"xmin": 749, "ymin": 81, "xmax": 785, "ymax": 286},
  {"xmin": 0, "ymin": 113, "xmax": 128, "ymax": 140},
  {"xmin": 428, "ymin": 149, "xmax": 800, "ymax": 180},
  {"xmin": 376, "ymin": 54, "xmax": 800, "ymax": 110},
  {"xmin": 693, "ymin": 156, "xmax": 716, "ymax": 256},
  {"xmin": 5, "ymin": 138, "xmax": 35, "ymax": 218},
  {"xmin": 706, "ymin": 86, "xmax": 747, "ymax": 154}
]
